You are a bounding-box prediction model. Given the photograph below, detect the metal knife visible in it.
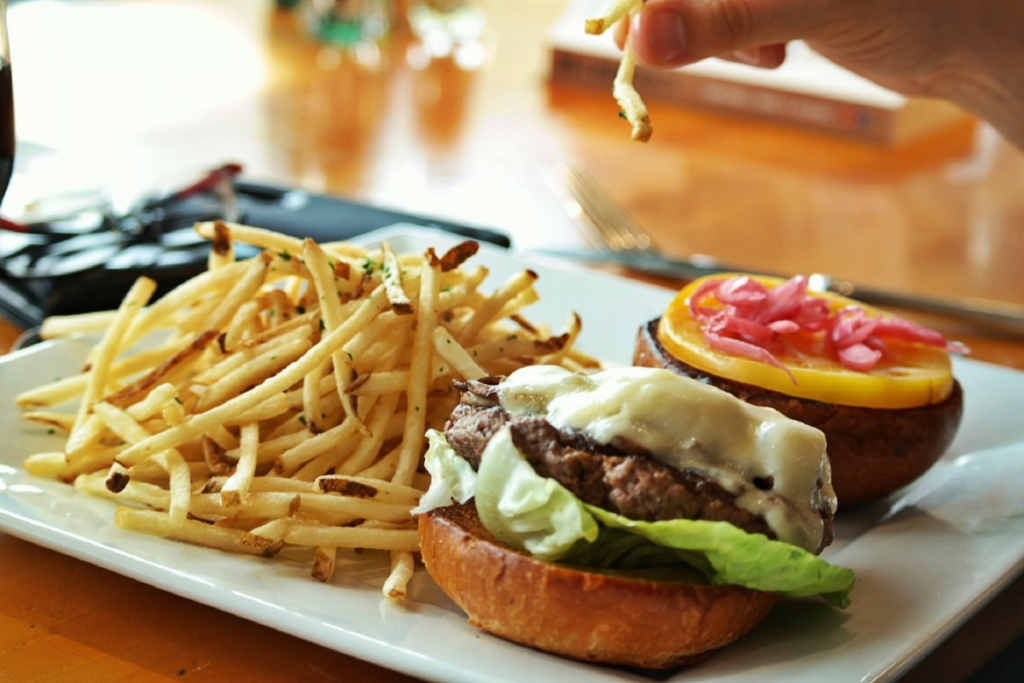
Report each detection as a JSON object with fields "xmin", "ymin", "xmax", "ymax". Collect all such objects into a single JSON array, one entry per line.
[{"xmin": 536, "ymin": 247, "xmax": 1024, "ymax": 336}]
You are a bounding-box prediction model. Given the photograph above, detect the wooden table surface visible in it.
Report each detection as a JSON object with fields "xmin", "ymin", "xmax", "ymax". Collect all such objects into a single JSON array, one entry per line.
[{"xmin": 3, "ymin": 1, "xmax": 1024, "ymax": 681}]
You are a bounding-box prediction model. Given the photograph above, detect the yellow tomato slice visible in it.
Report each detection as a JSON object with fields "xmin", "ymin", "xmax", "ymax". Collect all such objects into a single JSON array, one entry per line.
[{"xmin": 657, "ymin": 274, "xmax": 955, "ymax": 409}]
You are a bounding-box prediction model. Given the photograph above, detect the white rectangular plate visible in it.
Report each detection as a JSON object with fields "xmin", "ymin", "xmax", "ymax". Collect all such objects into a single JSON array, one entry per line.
[{"xmin": 3, "ymin": 226, "xmax": 1024, "ymax": 683}]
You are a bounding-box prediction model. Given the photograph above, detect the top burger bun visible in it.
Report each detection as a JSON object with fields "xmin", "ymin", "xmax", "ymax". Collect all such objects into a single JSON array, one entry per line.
[{"xmin": 637, "ymin": 274, "xmax": 965, "ymax": 507}]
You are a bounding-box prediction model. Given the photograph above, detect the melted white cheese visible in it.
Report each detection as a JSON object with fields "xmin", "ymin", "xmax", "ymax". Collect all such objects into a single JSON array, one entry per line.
[{"xmin": 495, "ymin": 365, "xmax": 835, "ymax": 552}]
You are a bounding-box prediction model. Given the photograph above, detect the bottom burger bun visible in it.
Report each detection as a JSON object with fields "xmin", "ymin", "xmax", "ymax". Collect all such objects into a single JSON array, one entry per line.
[
  {"xmin": 418, "ymin": 501, "xmax": 781, "ymax": 669},
  {"xmin": 635, "ymin": 319, "xmax": 964, "ymax": 507}
]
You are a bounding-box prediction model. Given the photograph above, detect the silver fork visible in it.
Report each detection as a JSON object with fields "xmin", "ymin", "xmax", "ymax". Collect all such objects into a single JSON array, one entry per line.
[
  {"xmin": 549, "ymin": 161, "xmax": 658, "ymax": 254},
  {"xmin": 544, "ymin": 160, "xmax": 1024, "ymax": 336}
]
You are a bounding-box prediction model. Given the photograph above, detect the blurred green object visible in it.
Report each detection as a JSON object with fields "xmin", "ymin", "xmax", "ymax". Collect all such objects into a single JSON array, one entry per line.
[{"xmin": 303, "ymin": 0, "xmax": 392, "ymax": 48}]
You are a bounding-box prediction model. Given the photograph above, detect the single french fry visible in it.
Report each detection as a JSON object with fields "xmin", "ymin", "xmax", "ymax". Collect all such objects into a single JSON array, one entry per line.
[
  {"xmin": 23, "ymin": 452, "xmax": 81, "ymax": 480},
  {"xmin": 316, "ymin": 474, "xmax": 422, "ymax": 504},
  {"xmin": 356, "ymin": 444, "xmax": 402, "ymax": 481},
  {"xmin": 431, "ymin": 326, "xmax": 486, "ymax": 380},
  {"xmin": 392, "ymin": 252, "xmax": 441, "ymax": 487},
  {"xmin": 380, "ymin": 241, "xmax": 413, "ymax": 314},
  {"xmin": 302, "ymin": 363, "xmax": 326, "ymax": 434},
  {"xmin": 224, "ymin": 392, "xmax": 291, "ymax": 425},
  {"xmin": 222, "ymin": 300, "xmax": 260, "ymax": 353},
  {"xmin": 181, "ymin": 253, "xmax": 271, "ymax": 336},
  {"xmin": 613, "ymin": 44, "xmax": 653, "ymax": 142},
  {"xmin": 207, "ymin": 220, "xmax": 235, "ymax": 270},
  {"xmin": 16, "ymin": 345, "xmax": 174, "ymax": 408},
  {"xmin": 346, "ymin": 370, "xmax": 410, "ymax": 397},
  {"xmin": 468, "ymin": 334, "xmax": 568, "ymax": 367},
  {"xmin": 383, "ymin": 550, "xmax": 415, "ymax": 601},
  {"xmin": 275, "ymin": 417, "xmax": 361, "ymax": 477},
  {"xmin": 222, "ymin": 423, "xmax": 259, "ymax": 506},
  {"xmin": 334, "ymin": 392, "xmax": 399, "ymax": 477},
  {"xmin": 196, "ymin": 337, "xmax": 311, "ymax": 412},
  {"xmin": 243, "ymin": 517, "xmax": 298, "ymax": 544},
  {"xmin": 104, "ymin": 330, "xmax": 219, "ymax": 409},
  {"xmin": 297, "ymin": 493, "xmax": 414, "ymax": 525},
  {"xmin": 207, "ymin": 475, "xmax": 315, "ymax": 495},
  {"xmin": 190, "ymin": 491, "xmax": 300, "ymax": 519},
  {"xmin": 195, "ymin": 221, "xmax": 306, "ymax": 257},
  {"xmin": 92, "ymin": 401, "xmax": 157, "ymax": 447},
  {"xmin": 437, "ymin": 241, "xmax": 479, "ymax": 273},
  {"xmin": 162, "ymin": 398, "xmax": 187, "ymax": 426},
  {"xmin": 115, "ymin": 507, "xmax": 277, "ymax": 556},
  {"xmin": 540, "ymin": 312, "xmax": 584, "ymax": 366},
  {"xmin": 312, "ymin": 546, "xmax": 337, "ymax": 583},
  {"xmin": 458, "ymin": 269, "xmax": 538, "ymax": 344},
  {"xmin": 124, "ymin": 383, "xmax": 181, "ymax": 423},
  {"xmin": 40, "ymin": 310, "xmax": 119, "ymax": 339},
  {"xmin": 493, "ymin": 286, "xmax": 540, "ymax": 322},
  {"xmin": 71, "ymin": 277, "xmax": 158, "ymax": 439},
  {"xmin": 584, "ymin": 0, "xmax": 635, "ymax": 34},
  {"xmin": 281, "ymin": 524, "xmax": 419, "ymax": 552},
  {"xmin": 121, "ymin": 260, "xmax": 253, "ymax": 350},
  {"xmin": 64, "ymin": 413, "xmax": 110, "ymax": 462},
  {"xmin": 74, "ymin": 470, "xmax": 171, "ymax": 509},
  {"xmin": 154, "ymin": 451, "xmax": 192, "ymax": 525},
  {"xmin": 227, "ymin": 428, "xmax": 310, "ymax": 465},
  {"xmin": 20, "ymin": 411, "xmax": 76, "ymax": 434},
  {"xmin": 303, "ymin": 238, "xmax": 368, "ymax": 434}
]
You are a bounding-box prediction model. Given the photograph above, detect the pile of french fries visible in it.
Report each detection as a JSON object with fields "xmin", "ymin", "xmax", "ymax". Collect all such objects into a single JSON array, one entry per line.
[{"xmin": 16, "ymin": 221, "xmax": 594, "ymax": 600}]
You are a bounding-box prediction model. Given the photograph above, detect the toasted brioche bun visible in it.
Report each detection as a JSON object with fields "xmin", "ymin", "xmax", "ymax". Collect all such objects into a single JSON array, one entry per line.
[
  {"xmin": 418, "ymin": 502, "xmax": 780, "ymax": 669},
  {"xmin": 635, "ymin": 319, "xmax": 964, "ymax": 507}
]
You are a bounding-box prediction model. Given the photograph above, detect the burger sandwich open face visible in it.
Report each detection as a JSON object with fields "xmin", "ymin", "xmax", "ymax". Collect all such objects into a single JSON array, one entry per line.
[
  {"xmin": 637, "ymin": 273, "xmax": 966, "ymax": 507},
  {"xmin": 415, "ymin": 365, "xmax": 855, "ymax": 669}
]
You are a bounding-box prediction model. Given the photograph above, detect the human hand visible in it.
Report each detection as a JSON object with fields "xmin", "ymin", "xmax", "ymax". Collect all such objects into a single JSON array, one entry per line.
[{"xmin": 616, "ymin": 0, "xmax": 1024, "ymax": 149}]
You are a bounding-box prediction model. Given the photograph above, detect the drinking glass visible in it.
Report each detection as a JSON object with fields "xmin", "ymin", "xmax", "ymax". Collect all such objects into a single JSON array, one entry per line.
[
  {"xmin": 0, "ymin": 0, "xmax": 14, "ymax": 206},
  {"xmin": 407, "ymin": 0, "xmax": 486, "ymax": 67}
]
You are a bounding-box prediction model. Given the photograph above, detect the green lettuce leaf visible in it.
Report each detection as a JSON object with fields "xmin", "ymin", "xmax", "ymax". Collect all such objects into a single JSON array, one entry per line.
[
  {"xmin": 418, "ymin": 429, "xmax": 854, "ymax": 607},
  {"xmin": 474, "ymin": 427, "xmax": 599, "ymax": 561},
  {"xmin": 583, "ymin": 506, "xmax": 854, "ymax": 608},
  {"xmin": 411, "ymin": 429, "xmax": 478, "ymax": 515}
]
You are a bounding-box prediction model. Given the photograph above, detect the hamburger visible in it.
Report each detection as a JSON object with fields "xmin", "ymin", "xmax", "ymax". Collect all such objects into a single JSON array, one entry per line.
[
  {"xmin": 414, "ymin": 364, "xmax": 855, "ymax": 669},
  {"xmin": 636, "ymin": 273, "xmax": 965, "ymax": 506}
]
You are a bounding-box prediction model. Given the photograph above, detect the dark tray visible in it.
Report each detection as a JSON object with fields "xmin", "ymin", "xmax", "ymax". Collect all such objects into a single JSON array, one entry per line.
[{"xmin": 0, "ymin": 181, "xmax": 509, "ymax": 330}]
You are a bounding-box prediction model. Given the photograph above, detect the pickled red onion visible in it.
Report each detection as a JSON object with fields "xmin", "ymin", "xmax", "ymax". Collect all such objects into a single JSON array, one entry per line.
[{"xmin": 687, "ymin": 275, "xmax": 961, "ymax": 378}]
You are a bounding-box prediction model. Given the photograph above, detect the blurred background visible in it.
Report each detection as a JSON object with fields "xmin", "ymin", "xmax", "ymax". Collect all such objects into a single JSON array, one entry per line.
[{"xmin": 5, "ymin": 0, "xmax": 1022, "ymax": 265}]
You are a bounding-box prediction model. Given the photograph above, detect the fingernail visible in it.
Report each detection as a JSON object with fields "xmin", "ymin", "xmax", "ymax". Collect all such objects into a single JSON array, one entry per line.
[
  {"xmin": 732, "ymin": 48, "xmax": 763, "ymax": 66},
  {"xmin": 639, "ymin": 7, "xmax": 687, "ymax": 65}
]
